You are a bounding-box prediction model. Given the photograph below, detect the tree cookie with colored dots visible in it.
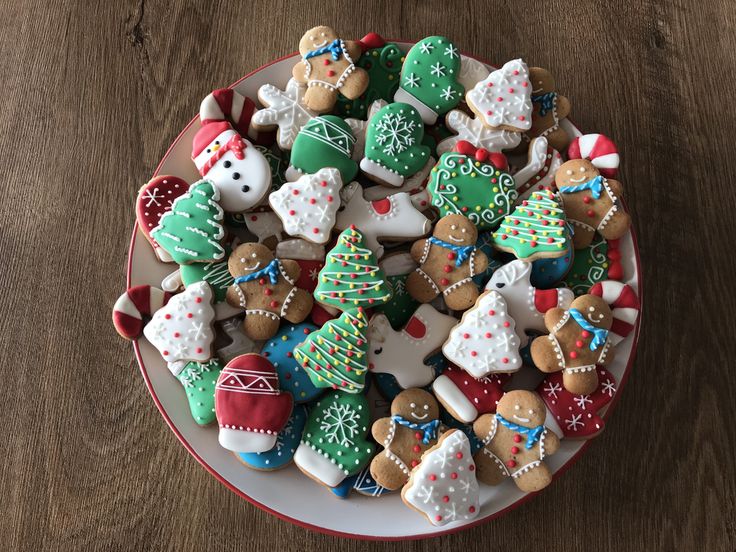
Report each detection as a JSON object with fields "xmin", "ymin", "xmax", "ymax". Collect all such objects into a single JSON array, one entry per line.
[
  {"xmin": 466, "ymin": 58, "xmax": 533, "ymax": 132},
  {"xmin": 285, "ymin": 115, "xmax": 358, "ymax": 183}
]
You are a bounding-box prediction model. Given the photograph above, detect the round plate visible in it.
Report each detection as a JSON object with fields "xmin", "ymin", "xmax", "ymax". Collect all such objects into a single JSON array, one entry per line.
[{"xmin": 127, "ymin": 42, "xmax": 643, "ymax": 540}]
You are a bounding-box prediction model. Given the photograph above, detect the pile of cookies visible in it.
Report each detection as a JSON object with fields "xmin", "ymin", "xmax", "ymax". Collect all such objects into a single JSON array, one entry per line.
[{"xmin": 113, "ymin": 28, "xmax": 641, "ymax": 526}]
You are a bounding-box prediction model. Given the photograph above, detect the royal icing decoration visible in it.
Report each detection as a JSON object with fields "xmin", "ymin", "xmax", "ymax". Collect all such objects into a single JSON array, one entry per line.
[
  {"xmin": 367, "ymin": 304, "xmax": 457, "ymax": 388},
  {"xmin": 112, "ymin": 285, "xmax": 172, "ymax": 340},
  {"xmin": 136, "ymin": 175, "xmax": 188, "ymax": 262},
  {"xmin": 530, "ymin": 223, "xmax": 573, "ymax": 288},
  {"xmin": 457, "ymin": 55, "xmax": 490, "ymax": 90},
  {"xmin": 436, "ymin": 110, "xmax": 521, "ymax": 156},
  {"xmin": 262, "ymin": 322, "xmax": 323, "ymax": 403},
  {"xmin": 562, "ymin": 234, "xmax": 610, "ymax": 295},
  {"xmin": 567, "ymin": 133, "xmax": 620, "ymax": 178},
  {"xmin": 176, "ymin": 358, "xmax": 222, "ymax": 425},
  {"xmin": 442, "ymin": 290, "xmax": 522, "ymax": 378},
  {"xmin": 275, "ymin": 239, "xmax": 325, "ymax": 294},
  {"xmin": 238, "ymin": 405, "xmax": 308, "ymax": 470},
  {"xmin": 402, "ymin": 430, "xmax": 480, "ymax": 526},
  {"xmin": 432, "ymin": 364, "xmax": 510, "ymax": 424},
  {"xmin": 466, "ymin": 58, "xmax": 532, "ymax": 131},
  {"xmin": 268, "ymin": 168, "xmax": 343, "ymax": 245},
  {"xmin": 286, "ymin": 115, "xmax": 358, "ymax": 183},
  {"xmin": 512, "ymin": 136, "xmax": 563, "ymax": 203},
  {"xmin": 199, "ymin": 88, "xmax": 258, "ymax": 139},
  {"xmin": 588, "ymin": 280, "xmax": 640, "ymax": 345},
  {"xmin": 345, "ymin": 99, "xmax": 388, "ymax": 162},
  {"xmin": 362, "ymin": 156, "xmax": 435, "ymax": 201},
  {"xmin": 252, "ymin": 79, "xmax": 316, "ymax": 150}
]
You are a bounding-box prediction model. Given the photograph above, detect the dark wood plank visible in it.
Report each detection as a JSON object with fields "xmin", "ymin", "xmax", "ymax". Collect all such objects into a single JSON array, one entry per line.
[{"xmin": 0, "ymin": 0, "xmax": 734, "ymax": 550}]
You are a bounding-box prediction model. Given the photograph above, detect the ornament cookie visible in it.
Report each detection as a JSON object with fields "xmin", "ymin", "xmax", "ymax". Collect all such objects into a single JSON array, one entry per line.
[
  {"xmin": 567, "ymin": 133, "xmax": 620, "ymax": 178},
  {"xmin": 359, "ymin": 102, "xmax": 431, "ymax": 187},
  {"xmin": 375, "ymin": 253, "xmax": 420, "ymax": 329},
  {"xmin": 433, "ymin": 365, "xmax": 510, "ymax": 424},
  {"xmin": 285, "ymin": 115, "xmax": 358, "ymax": 183},
  {"xmin": 292, "ymin": 25, "xmax": 369, "ymax": 113},
  {"xmin": 485, "ymin": 259, "xmax": 574, "ymax": 346},
  {"xmin": 407, "ymin": 214, "xmax": 488, "ymax": 311},
  {"xmin": 527, "ymin": 67, "xmax": 572, "ymax": 152},
  {"xmin": 370, "ymin": 389, "xmax": 442, "ymax": 490},
  {"xmin": 436, "ymin": 110, "xmax": 521, "ymax": 156},
  {"xmin": 238, "ymin": 405, "xmax": 308, "ymax": 470},
  {"xmin": 293, "ymin": 308, "xmax": 369, "ymax": 394},
  {"xmin": 215, "ymin": 353, "xmax": 294, "ymax": 453},
  {"xmin": 394, "ymin": 36, "xmax": 464, "ymax": 125},
  {"xmin": 512, "ymin": 136, "xmax": 563, "ymax": 202},
  {"xmin": 491, "ymin": 189, "xmax": 567, "ymax": 261},
  {"xmin": 173, "ymin": 358, "xmax": 223, "ymax": 425},
  {"xmin": 136, "ymin": 175, "xmax": 188, "ymax": 262},
  {"xmin": 294, "ymin": 391, "xmax": 374, "ymax": 487},
  {"xmin": 113, "ymin": 285, "xmax": 172, "ymax": 340},
  {"xmin": 472, "ymin": 390, "xmax": 560, "ymax": 492},
  {"xmin": 530, "ymin": 294, "xmax": 615, "ymax": 394},
  {"xmin": 555, "ymin": 159, "xmax": 631, "ymax": 249},
  {"xmin": 151, "ymin": 180, "xmax": 225, "ymax": 265},
  {"xmin": 401, "ymin": 429, "xmax": 480, "ymax": 526},
  {"xmin": 268, "ymin": 167, "xmax": 343, "ymax": 245},
  {"xmin": 442, "ymin": 290, "xmax": 522, "ymax": 378},
  {"xmin": 367, "ymin": 304, "xmax": 457, "ymax": 388},
  {"xmin": 427, "ymin": 140, "xmax": 517, "ymax": 230},
  {"xmin": 466, "ymin": 59, "xmax": 533, "ymax": 132},
  {"xmin": 226, "ymin": 242, "xmax": 313, "ymax": 340},
  {"xmin": 335, "ymin": 181, "xmax": 431, "ymax": 258},
  {"xmin": 588, "ymin": 280, "xmax": 640, "ymax": 345},
  {"xmin": 251, "ymin": 79, "xmax": 317, "ymax": 150}
]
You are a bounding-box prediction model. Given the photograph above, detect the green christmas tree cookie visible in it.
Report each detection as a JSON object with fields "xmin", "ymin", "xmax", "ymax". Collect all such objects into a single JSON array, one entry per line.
[
  {"xmin": 180, "ymin": 256, "xmax": 233, "ymax": 303},
  {"xmin": 314, "ymin": 226, "xmax": 392, "ymax": 311},
  {"xmin": 562, "ymin": 234, "xmax": 609, "ymax": 296},
  {"xmin": 335, "ymin": 42, "xmax": 404, "ymax": 119},
  {"xmin": 151, "ymin": 180, "xmax": 225, "ymax": 265},
  {"xmin": 175, "ymin": 358, "xmax": 222, "ymax": 425},
  {"xmin": 285, "ymin": 115, "xmax": 358, "ymax": 183},
  {"xmin": 491, "ymin": 190, "xmax": 567, "ymax": 261},
  {"xmin": 359, "ymin": 102, "xmax": 431, "ymax": 187},
  {"xmin": 293, "ymin": 308, "xmax": 370, "ymax": 394},
  {"xmin": 394, "ymin": 36, "xmax": 464, "ymax": 124},
  {"xmin": 427, "ymin": 141, "xmax": 517, "ymax": 231}
]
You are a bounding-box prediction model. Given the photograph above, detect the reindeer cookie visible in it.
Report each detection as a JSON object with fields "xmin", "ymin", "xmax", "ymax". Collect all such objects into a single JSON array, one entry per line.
[
  {"xmin": 292, "ymin": 26, "xmax": 369, "ymax": 113},
  {"xmin": 473, "ymin": 390, "xmax": 560, "ymax": 492},
  {"xmin": 406, "ymin": 214, "xmax": 488, "ymax": 311},
  {"xmin": 530, "ymin": 294, "xmax": 615, "ymax": 395},
  {"xmin": 226, "ymin": 243, "xmax": 313, "ymax": 340},
  {"xmin": 370, "ymin": 389, "xmax": 442, "ymax": 490},
  {"xmin": 527, "ymin": 67, "xmax": 572, "ymax": 151}
]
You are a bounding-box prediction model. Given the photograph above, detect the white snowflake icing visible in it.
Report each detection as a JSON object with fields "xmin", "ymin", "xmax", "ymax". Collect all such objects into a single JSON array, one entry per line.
[
  {"xmin": 440, "ymin": 86, "xmax": 456, "ymax": 101},
  {"xmin": 319, "ymin": 402, "xmax": 360, "ymax": 447},
  {"xmin": 444, "ymin": 44, "xmax": 459, "ymax": 59},
  {"xmin": 308, "ymin": 267, "xmax": 320, "ymax": 281},
  {"xmin": 188, "ymin": 321, "xmax": 206, "ymax": 340},
  {"xmin": 415, "ymin": 485, "xmax": 435, "ymax": 504},
  {"xmin": 143, "ymin": 188, "xmax": 162, "ymax": 207},
  {"xmin": 543, "ymin": 381, "xmax": 562, "ymax": 399},
  {"xmin": 430, "ymin": 62, "xmax": 446, "ymax": 77},
  {"xmin": 601, "ymin": 379, "xmax": 616, "ymax": 397},
  {"xmin": 419, "ymin": 42, "xmax": 434, "ymax": 55},
  {"xmin": 374, "ymin": 111, "xmax": 417, "ymax": 156},
  {"xmin": 404, "ymin": 73, "xmax": 421, "ymax": 88},
  {"xmin": 565, "ymin": 413, "xmax": 584, "ymax": 431},
  {"xmin": 573, "ymin": 395, "xmax": 593, "ymax": 410}
]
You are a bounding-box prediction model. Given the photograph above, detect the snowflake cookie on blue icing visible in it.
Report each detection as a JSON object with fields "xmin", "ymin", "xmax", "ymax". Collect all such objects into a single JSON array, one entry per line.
[
  {"xmin": 261, "ymin": 322, "xmax": 323, "ymax": 403},
  {"xmin": 238, "ymin": 405, "xmax": 308, "ymax": 471}
]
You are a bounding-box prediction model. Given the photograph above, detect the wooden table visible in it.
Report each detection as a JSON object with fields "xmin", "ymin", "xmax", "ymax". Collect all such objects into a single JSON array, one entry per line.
[{"xmin": 2, "ymin": 1, "xmax": 733, "ymax": 550}]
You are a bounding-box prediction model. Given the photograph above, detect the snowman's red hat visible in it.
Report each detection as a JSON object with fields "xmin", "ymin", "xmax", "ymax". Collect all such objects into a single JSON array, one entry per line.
[{"xmin": 192, "ymin": 120, "xmax": 232, "ymax": 159}]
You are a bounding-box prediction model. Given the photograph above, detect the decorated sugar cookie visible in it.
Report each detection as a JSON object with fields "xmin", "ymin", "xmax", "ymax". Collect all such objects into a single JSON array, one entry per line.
[
  {"xmin": 401, "ymin": 429, "xmax": 480, "ymax": 526},
  {"xmin": 436, "ymin": 110, "xmax": 521, "ymax": 156},
  {"xmin": 345, "ymin": 99, "xmax": 388, "ymax": 162},
  {"xmin": 457, "ymin": 55, "xmax": 490, "ymax": 90},
  {"xmin": 442, "ymin": 290, "xmax": 522, "ymax": 378},
  {"xmin": 471, "ymin": 231, "xmax": 505, "ymax": 287},
  {"xmin": 268, "ymin": 167, "xmax": 343, "ymax": 245},
  {"xmin": 512, "ymin": 136, "xmax": 563, "ymax": 203},
  {"xmin": 375, "ymin": 253, "xmax": 420, "ymax": 329},
  {"xmin": 113, "ymin": 285, "xmax": 172, "ymax": 340},
  {"xmin": 151, "ymin": 180, "xmax": 226, "ymax": 265},
  {"xmin": 314, "ymin": 227, "xmax": 392, "ymax": 311},
  {"xmin": 238, "ymin": 405, "xmax": 308, "ymax": 470},
  {"xmin": 491, "ymin": 190, "xmax": 567, "ymax": 261},
  {"xmin": 251, "ymin": 79, "xmax": 317, "ymax": 150},
  {"xmin": 255, "ymin": 145, "xmax": 288, "ymax": 192},
  {"xmin": 567, "ymin": 133, "xmax": 620, "ymax": 178},
  {"xmin": 394, "ymin": 36, "xmax": 464, "ymax": 125},
  {"xmin": 275, "ymin": 239, "xmax": 325, "ymax": 294},
  {"xmin": 588, "ymin": 280, "xmax": 640, "ymax": 345},
  {"xmin": 136, "ymin": 175, "xmax": 188, "ymax": 262},
  {"xmin": 562, "ymin": 234, "xmax": 614, "ymax": 296},
  {"xmin": 293, "ymin": 308, "xmax": 369, "ymax": 394},
  {"xmin": 199, "ymin": 88, "xmax": 258, "ymax": 139},
  {"xmin": 527, "ymin": 67, "xmax": 572, "ymax": 151},
  {"xmin": 174, "ymin": 358, "xmax": 223, "ymax": 425},
  {"xmin": 427, "ymin": 140, "xmax": 517, "ymax": 230},
  {"xmin": 362, "ymin": 155, "xmax": 435, "ymax": 201},
  {"xmin": 294, "ymin": 391, "xmax": 375, "ymax": 487},
  {"xmin": 286, "ymin": 115, "xmax": 358, "ymax": 183},
  {"xmin": 360, "ymin": 102, "xmax": 431, "ymax": 187},
  {"xmin": 530, "ymin": 223, "xmax": 574, "ymax": 287},
  {"xmin": 466, "ymin": 58, "xmax": 533, "ymax": 132},
  {"xmin": 432, "ymin": 364, "xmax": 510, "ymax": 424}
]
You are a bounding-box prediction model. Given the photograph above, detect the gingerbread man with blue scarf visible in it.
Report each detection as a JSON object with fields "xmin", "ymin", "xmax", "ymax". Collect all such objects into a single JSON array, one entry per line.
[
  {"xmin": 531, "ymin": 294, "xmax": 615, "ymax": 395},
  {"xmin": 473, "ymin": 390, "xmax": 560, "ymax": 492},
  {"xmin": 226, "ymin": 243, "xmax": 313, "ymax": 340},
  {"xmin": 407, "ymin": 214, "xmax": 488, "ymax": 311},
  {"xmin": 527, "ymin": 67, "xmax": 572, "ymax": 151},
  {"xmin": 292, "ymin": 26, "xmax": 372, "ymax": 113}
]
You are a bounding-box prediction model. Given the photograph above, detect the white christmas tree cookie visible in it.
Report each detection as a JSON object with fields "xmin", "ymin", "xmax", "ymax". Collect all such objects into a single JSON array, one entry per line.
[{"xmin": 466, "ymin": 58, "xmax": 533, "ymax": 132}]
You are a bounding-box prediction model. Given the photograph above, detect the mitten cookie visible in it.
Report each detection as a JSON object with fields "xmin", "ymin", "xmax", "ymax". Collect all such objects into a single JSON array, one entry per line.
[
  {"xmin": 136, "ymin": 175, "xmax": 188, "ymax": 263},
  {"xmin": 530, "ymin": 294, "xmax": 615, "ymax": 394},
  {"xmin": 473, "ymin": 390, "xmax": 560, "ymax": 492},
  {"xmin": 285, "ymin": 115, "xmax": 358, "ymax": 182},
  {"xmin": 370, "ymin": 389, "xmax": 442, "ymax": 490},
  {"xmin": 432, "ymin": 364, "xmax": 511, "ymax": 424},
  {"xmin": 226, "ymin": 243, "xmax": 313, "ymax": 340},
  {"xmin": 555, "ymin": 159, "xmax": 631, "ymax": 249},
  {"xmin": 406, "ymin": 214, "xmax": 488, "ymax": 311},
  {"xmin": 527, "ymin": 67, "xmax": 572, "ymax": 152},
  {"xmin": 292, "ymin": 26, "xmax": 369, "ymax": 113}
]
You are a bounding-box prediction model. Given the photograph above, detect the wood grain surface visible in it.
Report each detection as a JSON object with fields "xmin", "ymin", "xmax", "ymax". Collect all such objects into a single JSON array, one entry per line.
[{"xmin": 1, "ymin": 0, "xmax": 734, "ymax": 550}]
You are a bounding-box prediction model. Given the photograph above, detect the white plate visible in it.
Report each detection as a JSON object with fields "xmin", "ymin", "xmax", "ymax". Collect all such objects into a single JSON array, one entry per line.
[{"xmin": 127, "ymin": 43, "xmax": 643, "ymax": 540}]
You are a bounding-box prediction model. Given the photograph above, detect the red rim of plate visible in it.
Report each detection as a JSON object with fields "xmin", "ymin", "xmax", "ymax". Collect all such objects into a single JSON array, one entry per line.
[{"xmin": 126, "ymin": 42, "xmax": 644, "ymax": 541}]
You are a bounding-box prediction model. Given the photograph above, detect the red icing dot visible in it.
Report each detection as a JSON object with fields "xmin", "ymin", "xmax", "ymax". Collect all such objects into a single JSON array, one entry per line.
[
  {"xmin": 195, "ymin": 347, "xmax": 202, "ymax": 354},
  {"xmin": 187, "ymin": 313, "xmax": 193, "ymax": 318},
  {"xmin": 469, "ymin": 464, "xmax": 475, "ymax": 471},
  {"xmin": 447, "ymin": 252, "xmax": 456, "ymax": 260},
  {"xmin": 442, "ymin": 496, "xmax": 449, "ymax": 503},
  {"xmin": 440, "ymin": 277, "xmax": 449, "ymax": 286},
  {"xmin": 415, "ymin": 432, "xmax": 423, "ymax": 440},
  {"xmin": 513, "ymin": 434, "xmax": 522, "ymax": 443},
  {"xmin": 327, "ymin": 195, "xmax": 333, "ymax": 202},
  {"xmin": 450, "ymin": 472, "xmax": 458, "ymax": 479},
  {"xmin": 429, "ymin": 474, "xmax": 437, "ymax": 481},
  {"xmin": 507, "ymin": 460, "xmax": 517, "ymax": 468},
  {"xmin": 264, "ymin": 288, "xmax": 273, "ymax": 296},
  {"xmin": 587, "ymin": 209, "xmax": 595, "ymax": 217},
  {"xmin": 413, "ymin": 445, "xmax": 421, "ymax": 452},
  {"xmin": 470, "ymin": 351, "xmax": 477, "ymax": 357},
  {"xmin": 511, "ymin": 446, "xmax": 520, "ymax": 454},
  {"xmin": 288, "ymin": 209, "xmax": 296, "ymax": 215},
  {"xmin": 570, "ymin": 351, "xmax": 578, "ymax": 359},
  {"xmin": 503, "ymin": 321, "xmax": 510, "ymax": 327},
  {"xmin": 164, "ymin": 314, "xmax": 171, "ymax": 320},
  {"xmin": 488, "ymin": 309, "xmax": 495, "ymax": 316},
  {"xmin": 435, "ymin": 515, "xmax": 443, "ymax": 522},
  {"xmin": 462, "ymin": 332, "xmax": 470, "ymax": 339},
  {"xmin": 270, "ymin": 300, "xmax": 279, "ymax": 308},
  {"xmin": 309, "ymin": 198, "xmax": 316, "ymax": 204},
  {"xmin": 576, "ymin": 340, "xmax": 584, "ymax": 348},
  {"xmin": 259, "ymin": 278, "xmax": 266, "ymax": 285},
  {"xmin": 195, "ymin": 297, "xmax": 202, "ymax": 303},
  {"xmin": 323, "ymin": 59, "xmax": 330, "ymax": 65},
  {"xmin": 327, "ymin": 70, "xmax": 335, "ymax": 77},
  {"xmin": 496, "ymin": 96, "xmax": 504, "ymax": 102},
  {"xmin": 312, "ymin": 228, "xmax": 319, "ymax": 234},
  {"xmin": 513, "ymin": 69, "xmax": 519, "ymax": 75},
  {"xmin": 173, "ymin": 332, "xmax": 180, "ymax": 338},
  {"xmin": 582, "ymin": 330, "xmax": 590, "ymax": 338},
  {"xmin": 292, "ymin": 189, "xmax": 299, "ymax": 195},
  {"xmin": 320, "ymin": 180, "xmax": 328, "ymax": 187},
  {"xmin": 485, "ymin": 332, "xmax": 492, "ymax": 338},
  {"xmin": 456, "ymin": 452, "xmax": 463, "ymax": 459},
  {"xmin": 162, "ymin": 350, "xmax": 169, "ymax": 356},
  {"xmin": 411, "ymin": 460, "xmax": 419, "ymax": 467},
  {"xmin": 502, "ymin": 357, "xmax": 509, "ymax": 364},
  {"xmin": 469, "ymin": 506, "xmax": 476, "ymax": 513},
  {"xmin": 583, "ymin": 196, "xmax": 591, "ymax": 204},
  {"xmin": 519, "ymin": 115, "xmax": 526, "ymax": 121},
  {"xmin": 443, "ymin": 265, "xmax": 452, "ymax": 273}
]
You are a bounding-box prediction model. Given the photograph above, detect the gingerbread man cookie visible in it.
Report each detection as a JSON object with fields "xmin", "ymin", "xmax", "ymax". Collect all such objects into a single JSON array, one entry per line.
[
  {"xmin": 473, "ymin": 390, "xmax": 560, "ymax": 492},
  {"xmin": 527, "ymin": 67, "xmax": 572, "ymax": 152},
  {"xmin": 226, "ymin": 243, "xmax": 313, "ymax": 340},
  {"xmin": 406, "ymin": 214, "xmax": 488, "ymax": 311},
  {"xmin": 292, "ymin": 26, "xmax": 369, "ymax": 113}
]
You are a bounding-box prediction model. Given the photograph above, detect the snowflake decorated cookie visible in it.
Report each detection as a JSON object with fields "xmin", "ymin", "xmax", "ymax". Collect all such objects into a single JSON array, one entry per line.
[
  {"xmin": 401, "ymin": 429, "xmax": 480, "ymax": 526},
  {"xmin": 251, "ymin": 79, "xmax": 317, "ymax": 150},
  {"xmin": 238, "ymin": 405, "xmax": 309, "ymax": 471},
  {"xmin": 395, "ymin": 36, "xmax": 464, "ymax": 125},
  {"xmin": 436, "ymin": 110, "xmax": 521, "ymax": 156},
  {"xmin": 268, "ymin": 167, "xmax": 343, "ymax": 245},
  {"xmin": 136, "ymin": 175, "xmax": 188, "ymax": 263},
  {"xmin": 466, "ymin": 58, "xmax": 533, "ymax": 132},
  {"xmin": 294, "ymin": 391, "xmax": 375, "ymax": 487},
  {"xmin": 285, "ymin": 115, "xmax": 358, "ymax": 183}
]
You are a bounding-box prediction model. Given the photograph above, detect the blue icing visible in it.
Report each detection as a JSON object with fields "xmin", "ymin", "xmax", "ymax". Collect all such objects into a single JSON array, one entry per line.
[
  {"xmin": 330, "ymin": 474, "xmax": 356, "ymax": 499},
  {"xmin": 439, "ymin": 410, "xmax": 484, "ymax": 454},
  {"xmin": 352, "ymin": 466, "xmax": 392, "ymax": 497},
  {"xmin": 262, "ymin": 323, "xmax": 323, "ymax": 403},
  {"xmin": 530, "ymin": 224, "xmax": 574, "ymax": 288},
  {"xmin": 238, "ymin": 405, "xmax": 308, "ymax": 470},
  {"xmin": 472, "ymin": 232, "xmax": 506, "ymax": 287},
  {"xmin": 373, "ymin": 353, "xmax": 447, "ymax": 401}
]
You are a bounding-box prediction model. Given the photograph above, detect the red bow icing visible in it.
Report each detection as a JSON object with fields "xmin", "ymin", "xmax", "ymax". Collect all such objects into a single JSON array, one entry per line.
[
  {"xmin": 454, "ymin": 140, "xmax": 508, "ymax": 170},
  {"xmin": 201, "ymin": 133, "xmax": 247, "ymax": 176},
  {"xmin": 356, "ymin": 32, "xmax": 385, "ymax": 52}
]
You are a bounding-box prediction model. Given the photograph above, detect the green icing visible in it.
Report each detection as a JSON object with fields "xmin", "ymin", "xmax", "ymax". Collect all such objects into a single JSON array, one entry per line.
[
  {"xmin": 176, "ymin": 358, "xmax": 222, "ymax": 425},
  {"xmin": 363, "ymin": 102, "xmax": 430, "ymax": 179},
  {"xmin": 301, "ymin": 391, "xmax": 374, "ymax": 476},
  {"xmin": 314, "ymin": 227, "xmax": 392, "ymax": 311},
  {"xmin": 492, "ymin": 190, "xmax": 567, "ymax": 260},
  {"xmin": 255, "ymin": 145, "xmax": 288, "ymax": 192},
  {"xmin": 562, "ymin": 234, "xmax": 609, "ymax": 296},
  {"xmin": 151, "ymin": 180, "xmax": 225, "ymax": 265},
  {"xmin": 180, "ymin": 256, "xmax": 233, "ymax": 303},
  {"xmin": 293, "ymin": 309, "xmax": 370, "ymax": 394},
  {"xmin": 398, "ymin": 36, "xmax": 464, "ymax": 117},
  {"xmin": 427, "ymin": 150, "xmax": 517, "ymax": 231},
  {"xmin": 289, "ymin": 115, "xmax": 358, "ymax": 182},
  {"xmin": 376, "ymin": 273, "xmax": 420, "ymax": 329}
]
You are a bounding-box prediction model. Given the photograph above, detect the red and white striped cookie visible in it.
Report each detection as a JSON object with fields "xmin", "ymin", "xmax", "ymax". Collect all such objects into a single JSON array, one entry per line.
[
  {"xmin": 199, "ymin": 88, "xmax": 275, "ymax": 146},
  {"xmin": 112, "ymin": 285, "xmax": 172, "ymax": 340},
  {"xmin": 588, "ymin": 280, "xmax": 640, "ymax": 345},
  {"xmin": 567, "ymin": 134, "xmax": 619, "ymax": 178}
]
